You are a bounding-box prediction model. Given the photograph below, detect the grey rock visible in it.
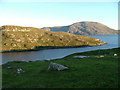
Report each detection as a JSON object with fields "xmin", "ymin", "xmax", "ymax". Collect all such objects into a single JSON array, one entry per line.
[
  {"xmin": 7, "ymin": 66, "xmax": 12, "ymax": 69},
  {"xmin": 42, "ymin": 21, "xmax": 118, "ymax": 35},
  {"xmin": 114, "ymin": 54, "xmax": 117, "ymax": 56},
  {"xmin": 16, "ymin": 68, "xmax": 24, "ymax": 74},
  {"xmin": 74, "ymin": 56, "xmax": 89, "ymax": 58},
  {"xmin": 48, "ymin": 62, "xmax": 69, "ymax": 71}
]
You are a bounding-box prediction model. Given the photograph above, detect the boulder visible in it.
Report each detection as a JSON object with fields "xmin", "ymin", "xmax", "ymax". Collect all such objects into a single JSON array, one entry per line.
[{"xmin": 48, "ymin": 62, "xmax": 69, "ymax": 71}]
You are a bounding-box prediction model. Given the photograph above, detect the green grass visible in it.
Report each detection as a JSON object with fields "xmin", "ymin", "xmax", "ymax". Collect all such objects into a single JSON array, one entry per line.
[{"xmin": 2, "ymin": 48, "xmax": 119, "ymax": 88}]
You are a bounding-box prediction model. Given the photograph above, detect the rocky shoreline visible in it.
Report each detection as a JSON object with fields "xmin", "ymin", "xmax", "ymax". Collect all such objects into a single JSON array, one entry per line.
[{"xmin": 1, "ymin": 43, "xmax": 107, "ymax": 53}]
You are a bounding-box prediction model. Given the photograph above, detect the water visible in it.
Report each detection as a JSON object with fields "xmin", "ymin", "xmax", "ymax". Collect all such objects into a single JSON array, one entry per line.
[{"xmin": 1, "ymin": 35, "xmax": 119, "ymax": 64}]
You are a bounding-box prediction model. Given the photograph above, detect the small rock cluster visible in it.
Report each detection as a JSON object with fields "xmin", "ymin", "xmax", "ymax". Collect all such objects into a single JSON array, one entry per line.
[
  {"xmin": 16, "ymin": 68, "xmax": 24, "ymax": 74},
  {"xmin": 7, "ymin": 64, "xmax": 25, "ymax": 74}
]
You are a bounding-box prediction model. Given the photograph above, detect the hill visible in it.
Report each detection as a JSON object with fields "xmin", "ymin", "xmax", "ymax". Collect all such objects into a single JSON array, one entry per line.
[
  {"xmin": 42, "ymin": 21, "xmax": 118, "ymax": 35},
  {"xmin": 1, "ymin": 25, "xmax": 106, "ymax": 52}
]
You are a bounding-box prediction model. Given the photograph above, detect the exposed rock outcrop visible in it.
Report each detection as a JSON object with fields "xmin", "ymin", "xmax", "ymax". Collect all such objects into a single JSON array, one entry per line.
[{"xmin": 42, "ymin": 21, "xmax": 118, "ymax": 35}]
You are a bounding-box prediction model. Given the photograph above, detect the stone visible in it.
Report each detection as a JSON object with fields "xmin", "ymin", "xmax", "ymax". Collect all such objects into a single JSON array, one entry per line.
[
  {"xmin": 99, "ymin": 55, "xmax": 104, "ymax": 57},
  {"xmin": 16, "ymin": 68, "xmax": 24, "ymax": 74},
  {"xmin": 114, "ymin": 54, "xmax": 117, "ymax": 56},
  {"xmin": 48, "ymin": 62, "xmax": 69, "ymax": 71},
  {"xmin": 74, "ymin": 56, "xmax": 89, "ymax": 58},
  {"xmin": 7, "ymin": 64, "xmax": 13, "ymax": 69},
  {"xmin": 7, "ymin": 66, "xmax": 12, "ymax": 69}
]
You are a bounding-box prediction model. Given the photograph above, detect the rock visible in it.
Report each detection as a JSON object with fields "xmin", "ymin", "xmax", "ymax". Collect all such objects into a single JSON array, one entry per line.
[
  {"xmin": 99, "ymin": 55, "xmax": 104, "ymax": 57},
  {"xmin": 7, "ymin": 66, "xmax": 12, "ymax": 69},
  {"xmin": 7, "ymin": 64, "xmax": 13, "ymax": 69},
  {"xmin": 16, "ymin": 68, "xmax": 24, "ymax": 74},
  {"xmin": 114, "ymin": 54, "xmax": 117, "ymax": 56},
  {"xmin": 96, "ymin": 55, "xmax": 104, "ymax": 58},
  {"xmin": 48, "ymin": 62, "xmax": 69, "ymax": 71},
  {"xmin": 42, "ymin": 21, "xmax": 117, "ymax": 35},
  {"xmin": 74, "ymin": 56, "xmax": 89, "ymax": 58}
]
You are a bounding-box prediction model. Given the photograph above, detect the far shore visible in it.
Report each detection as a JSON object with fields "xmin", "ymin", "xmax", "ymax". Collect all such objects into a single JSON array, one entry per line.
[{"xmin": 1, "ymin": 44, "xmax": 107, "ymax": 53}]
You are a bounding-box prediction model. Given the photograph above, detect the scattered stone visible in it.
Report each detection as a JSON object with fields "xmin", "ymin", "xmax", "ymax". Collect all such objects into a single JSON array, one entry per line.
[
  {"xmin": 48, "ymin": 62, "xmax": 69, "ymax": 71},
  {"xmin": 77, "ymin": 39, "xmax": 81, "ymax": 41},
  {"xmin": 74, "ymin": 56, "xmax": 96, "ymax": 58},
  {"xmin": 99, "ymin": 55, "xmax": 104, "ymax": 57},
  {"xmin": 114, "ymin": 54, "xmax": 117, "ymax": 56},
  {"xmin": 95, "ymin": 39, "xmax": 100, "ymax": 41},
  {"xmin": 7, "ymin": 66, "xmax": 12, "ymax": 69},
  {"xmin": 96, "ymin": 56, "xmax": 100, "ymax": 58},
  {"xmin": 95, "ymin": 55, "xmax": 105, "ymax": 58},
  {"xmin": 74, "ymin": 56, "xmax": 89, "ymax": 58},
  {"xmin": 16, "ymin": 68, "xmax": 24, "ymax": 74},
  {"xmin": 7, "ymin": 64, "xmax": 13, "ymax": 69}
]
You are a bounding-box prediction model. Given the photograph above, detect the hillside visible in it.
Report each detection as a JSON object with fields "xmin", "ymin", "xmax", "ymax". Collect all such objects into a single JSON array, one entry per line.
[
  {"xmin": 1, "ymin": 25, "xmax": 107, "ymax": 52},
  {"xmin": 42, "ymin": 21, "xmax": 118, "ymax": 35},
  {"xmin": 2, "ymin": 48, "xmax": 119, "ymax": 88}
]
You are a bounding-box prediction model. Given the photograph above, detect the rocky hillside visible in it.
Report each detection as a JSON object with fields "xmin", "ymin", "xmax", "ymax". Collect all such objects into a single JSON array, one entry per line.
[
  {"xmin": 42, "ymin": 21, "xmax": 118, "ymax": 35},
  {"xmin": 1, "ymin": 25, "xmax": 106, "ymax": 52}
]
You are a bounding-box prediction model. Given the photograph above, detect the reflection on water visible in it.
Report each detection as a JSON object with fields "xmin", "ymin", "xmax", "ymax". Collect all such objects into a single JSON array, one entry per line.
[{"xmin": 1, "ymin": 35, "xmax": 119, "ymax": 64}]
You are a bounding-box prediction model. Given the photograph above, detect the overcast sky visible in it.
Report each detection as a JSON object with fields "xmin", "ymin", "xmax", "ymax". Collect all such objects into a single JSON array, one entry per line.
[{"xmin": 0, "ymin": 0, "xmax": 119, "ymax": 29}]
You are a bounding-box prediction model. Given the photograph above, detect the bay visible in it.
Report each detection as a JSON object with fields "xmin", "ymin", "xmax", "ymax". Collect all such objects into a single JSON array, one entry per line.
[{"xmin": 1, "ymin": 35, "xmax": 119, "ymax": 64}]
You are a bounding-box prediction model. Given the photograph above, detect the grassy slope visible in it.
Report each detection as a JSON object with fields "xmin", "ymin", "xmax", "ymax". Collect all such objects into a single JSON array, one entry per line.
[
  {"xmin": 2, "ymin": 48, "xmax": 119, "ymax": 88},
  {"xmin": 1, "ymin": 25, "xmax": 106, "ymax": 52}
]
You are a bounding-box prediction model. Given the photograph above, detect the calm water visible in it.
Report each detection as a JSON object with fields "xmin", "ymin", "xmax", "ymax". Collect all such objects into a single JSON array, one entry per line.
[{"xmin": 1, "ymin": 35, "xmax": 119, "ymax": 64}]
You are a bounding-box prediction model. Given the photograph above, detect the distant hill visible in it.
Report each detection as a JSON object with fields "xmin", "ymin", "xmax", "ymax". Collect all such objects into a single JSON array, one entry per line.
[
  {"xmin": 42, "ymin": 21, "xmax": 118, "ymax": 35},
  {"xmin": 1, "ymin": 25, "xmax": 106, "ymax": 52}
]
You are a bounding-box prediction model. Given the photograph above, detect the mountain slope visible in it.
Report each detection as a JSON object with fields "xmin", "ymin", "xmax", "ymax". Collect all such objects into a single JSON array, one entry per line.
[
  {"xmin": 42, "ymin": 21, "xmax": 117, "ymax": 35},
  {"xmin": 1, "ymin": 25, "xmax": 106, "ymax": 52}
]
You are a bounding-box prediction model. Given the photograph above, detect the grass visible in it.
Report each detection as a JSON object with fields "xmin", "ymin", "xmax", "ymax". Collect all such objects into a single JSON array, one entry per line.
[
  {"xmin": 1, "ymin": 25, "xmax": 106, "ymax": 52},
  {"xmin": 2, "ymin": 48, "xmax": 119, "ymax": 88}
]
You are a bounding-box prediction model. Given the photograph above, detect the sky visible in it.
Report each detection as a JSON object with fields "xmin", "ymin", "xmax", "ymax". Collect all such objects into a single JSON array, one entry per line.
[{"xmin": 0, "ymin": 0, "xmax": 119, "ymax": 30}]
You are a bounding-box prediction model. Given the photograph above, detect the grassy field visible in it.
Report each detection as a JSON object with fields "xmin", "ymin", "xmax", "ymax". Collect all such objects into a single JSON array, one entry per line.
[{"xmin": 2, "ymin": 48, "xmax": 119, "ymax": 88}]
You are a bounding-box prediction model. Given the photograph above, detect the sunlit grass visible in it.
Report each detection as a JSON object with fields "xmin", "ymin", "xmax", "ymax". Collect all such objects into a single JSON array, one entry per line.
[{"xmin": 2, "ymin": 48, "xmax": 119, "ymax": 88}]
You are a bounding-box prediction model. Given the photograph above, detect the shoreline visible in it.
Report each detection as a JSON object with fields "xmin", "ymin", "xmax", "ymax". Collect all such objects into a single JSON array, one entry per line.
[
  {"xmin": 0, "ymin": 44, "xmax": 107, "ymax": 53},
  {"xmin": 1, "ymin": 47, "xmax": 118, "ymax": 65},
  {"xmin": 2, "ymin": 48, "xmax": 119, "ymax": 88},
  {"xmin": 1, "ymin": 45, "xmax": 92, "ymax": 53}
]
